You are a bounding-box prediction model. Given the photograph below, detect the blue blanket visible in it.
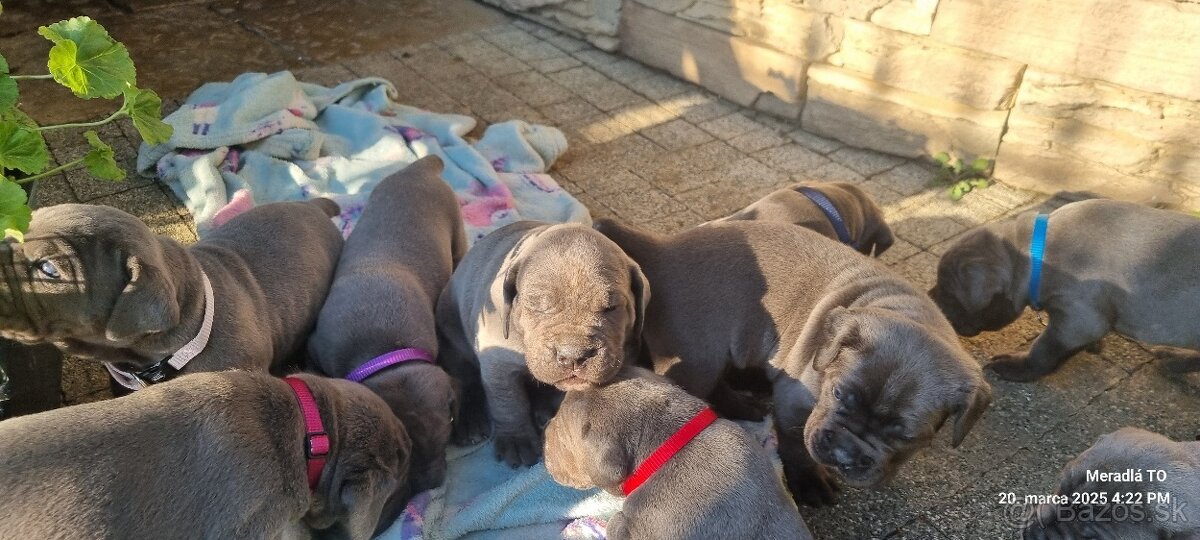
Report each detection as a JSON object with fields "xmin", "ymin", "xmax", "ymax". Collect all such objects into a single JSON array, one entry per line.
[{"xmin": 136, "ymin": 71, "xmax": 590, "ymax": 242}]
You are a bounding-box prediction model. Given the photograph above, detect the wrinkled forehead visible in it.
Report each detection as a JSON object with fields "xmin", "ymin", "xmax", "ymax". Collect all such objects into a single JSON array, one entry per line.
[
  {"xmin": 842, "ymin": 333, "xmax": 962, "ymax": 416},
  {"xmin": 521, "ymin": 233, "xmax": 628, "ymax": 289}
]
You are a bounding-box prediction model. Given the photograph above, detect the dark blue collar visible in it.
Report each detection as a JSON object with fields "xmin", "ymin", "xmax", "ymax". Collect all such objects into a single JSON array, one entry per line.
[
  {"xmin": 797, "ymin": 186, "xmax": 856, "ymax": 248},
  {"xmin": 1028, "ymin": 214, "xmax": 1049, "ymax": 310}
]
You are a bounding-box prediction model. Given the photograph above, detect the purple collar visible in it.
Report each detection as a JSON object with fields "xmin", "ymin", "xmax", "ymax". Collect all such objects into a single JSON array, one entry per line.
[{"xmin": 345, "ymin": 348, "xmax": 434, "ymax": 383}]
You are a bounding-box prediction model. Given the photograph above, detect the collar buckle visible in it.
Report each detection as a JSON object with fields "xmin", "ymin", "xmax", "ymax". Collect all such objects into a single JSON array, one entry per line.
[{"xmin": 306, "ymin": 432, "xmax": 330, "ymax": 459}]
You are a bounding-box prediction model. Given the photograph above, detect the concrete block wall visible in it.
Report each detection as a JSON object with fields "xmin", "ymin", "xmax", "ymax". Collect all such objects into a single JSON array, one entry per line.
[{"xmin": 486, "ymin": 0, "xmax": 1200, "ymax": 206}]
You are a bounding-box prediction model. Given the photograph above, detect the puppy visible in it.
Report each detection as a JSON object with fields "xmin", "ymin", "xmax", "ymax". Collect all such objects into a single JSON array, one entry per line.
[
  {"xmin": 544, "ymin": 367, "xmax": 813, "ymax": 540},
  {"xmin": 0, "ymin": 371, "xmax": 411, "ymax": 540},
  {"xmin": 437, "ymin": 221, "xmax": 649, "ymax": 467},
  {"xmin": 308, "ymin": 156, "xmax": 466, "ymax": 494},
  {"xmin": 929, "ymin": 199, "xmax": 1200, "ymax": 381},
  {"xmin": 1024, "ymin": 427, "xmax": 1200, "ymax": 540},
  {"xmin": 595, "ymin": 218, "xmax": 991, "ymax": 507},
  {"xmin": 714, "ymin": 181, "xmax": 894, "ymax": 256},
  {"xmin": 0, "ymin": 199, "xmax": 343, "ymax": 387}
]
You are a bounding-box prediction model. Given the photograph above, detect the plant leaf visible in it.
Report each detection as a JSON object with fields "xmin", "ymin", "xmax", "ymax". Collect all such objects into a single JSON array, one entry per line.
[
  {"xmin": 125, "ymin": 87, "xmax": 172, "ymax": 145},
  {"xmin": 0, "ymin": 179, "xmax": 31, "ymax": 242},
  {"xmin": 0, "ymin": 120, "xmax": 49, "ymax": 174},
  {"xmin": 82, "ymin": 129, "xmax": 124, "ymax": 181},
  {"xmin": 39, "ymin": 17, "xmax": 136, "ymax": 99},
  {"xmin": 969, "ymin": 178, "xmax": 991, "ymax": 189},
  {"xmin": 970, "ymin": 158, "xmax": 991, "ymax": 173},
  {"xmin": 933, "ymin": 151, "xmax": 951, "ymax": 166},
  {"xmin": 0, "ymin": 53, "xmax": 16, "ymax": 112}
]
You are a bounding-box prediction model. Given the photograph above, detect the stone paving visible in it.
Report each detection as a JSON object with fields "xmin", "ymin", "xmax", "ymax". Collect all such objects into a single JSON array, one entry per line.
[{"xmin": 4, "ymin": 1, "xmax": 1199, "ymax": 538}]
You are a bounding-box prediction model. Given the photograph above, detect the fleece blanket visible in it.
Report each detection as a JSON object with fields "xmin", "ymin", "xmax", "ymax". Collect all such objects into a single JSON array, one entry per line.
[{"xmin": 136, "ymin": 71, "xmax": 590, "ymax": 243}]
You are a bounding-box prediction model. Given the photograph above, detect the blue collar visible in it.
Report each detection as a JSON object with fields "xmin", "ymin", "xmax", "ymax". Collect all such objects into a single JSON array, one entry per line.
[
  {"xmin": 1028, "ymin": 214, "xmax": 1049, "ymax": 310},
  {"xmin": 797, "ymin": 186, "xmax": 856, "ymax": 248}
]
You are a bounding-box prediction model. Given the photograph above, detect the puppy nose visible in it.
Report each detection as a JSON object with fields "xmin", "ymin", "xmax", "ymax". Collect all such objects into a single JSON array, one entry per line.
[{"xmin": 554, "ymin": 344, "xmax": 597, "ymax": 368}]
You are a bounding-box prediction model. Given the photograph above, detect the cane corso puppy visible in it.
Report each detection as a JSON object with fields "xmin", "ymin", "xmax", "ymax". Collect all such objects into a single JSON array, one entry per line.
[
  {"xmin": 309, "ymin": 156, "xmax": 466, "ymax": 494},
  {"xmin": 437, "ymin": 221, "xmax": 649, "ymax": 467},
  {"xmin": 0, "ymin": 371, "xmax": 411, "ymax": 540},
  {"xmin": 0, "ymin": 199, "xmax": 343, "ymax": 387},
  {"xmin": 929, "ymin": 199, "xmax": 1200, "ymax": 381},
  {"xmin": 1024, "ymin": 427, "xmax": 1200, "ymax": 540},
  {"xmin": 594, "ymin": 218, "xmax": 991, "ymax": 507},
  {"xmin": 714, "ymin": 181, "xmax": 894, "ymax": 256},
  {"xmin": 544, "ymin": 367, "xmax": 813, "ymax": 539}
]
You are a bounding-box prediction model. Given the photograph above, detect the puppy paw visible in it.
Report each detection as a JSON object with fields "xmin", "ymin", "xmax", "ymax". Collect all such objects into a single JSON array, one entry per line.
[
  {"xmin": 786, "ymin": 464, "xmax": 840, "ymax": 507},
  {"xmin": 494, "ymin": 429, "xmax": 543, "ymax": 468},
  {"xmin": 987, "ymin": 353, "xmax": 1050, "ymax": 382},
  {"xmin": 452, "ymin": 408, "xmax": 491, "ymax": 446}
]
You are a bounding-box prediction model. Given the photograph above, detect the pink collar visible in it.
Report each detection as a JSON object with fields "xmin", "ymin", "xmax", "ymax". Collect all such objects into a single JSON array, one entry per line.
[
  {"xmin": 284, "ymin": 376, "xmax": 330, "ymax": 490},
  {"xmin": 345, "ymin": 347, "xmax": 434, "ymax": 383}
]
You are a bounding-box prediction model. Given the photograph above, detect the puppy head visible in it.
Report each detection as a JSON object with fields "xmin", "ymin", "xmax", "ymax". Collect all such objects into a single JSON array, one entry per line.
[
  {"xmin": 801, "ymin": 307, "xmax": 992, "ymax": 487},
  {"xmin": 832, "ymin": 183, "xmax": 894, "ymax": 257},
  {"xmin": 363, "ymin": 363, "xmax": 456, "ymax": 494},
  {"xmin": 0, "ymin": 204, "xmax": 179, "ymax": 354},
  {"xmin": 928, "ymin": 226, "xmax": 1022, "ymax": 337},
  {"xmin": 499, "ymin": 224, "xmax": 649, "ymax": 390},
  {"xmin": 300, "ymin": 375, "xmax": 413, "ymax": 539}
]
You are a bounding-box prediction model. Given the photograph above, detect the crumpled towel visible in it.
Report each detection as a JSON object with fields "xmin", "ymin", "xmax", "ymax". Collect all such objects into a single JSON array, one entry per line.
[{"xmin": 136, "ymin": 71, "xmax": 589, "ymax": 242}]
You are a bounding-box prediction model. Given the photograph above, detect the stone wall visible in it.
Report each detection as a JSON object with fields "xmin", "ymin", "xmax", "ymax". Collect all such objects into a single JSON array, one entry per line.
[{"xmin": 487, "ymin": 0, "xmax": 1200, "ymax": 206}]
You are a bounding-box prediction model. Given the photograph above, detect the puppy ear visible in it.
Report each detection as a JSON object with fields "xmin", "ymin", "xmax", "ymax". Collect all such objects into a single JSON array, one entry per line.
[
  {"xmin": 586, "ymin": 433, "xmax": 629, "ymax": 494},
  {"xmin": 105, "ymin": 255, "xmax": 180, "ymax": 342},
  {"xmin": 500, "ymin": 257, "xmax": 520, "ymax": 340},
  {"xmin": 949, "ymin": 381, "xmax": 992, "ymax": 447},
  {"xmin": 870, "ymin": 223, "xmax": 895, "ymax": 257},
  {"xmin": 803, "ymin": 306, "xmax": 861, "ymax": 372},
  {"xmin": 628, "ymin": 262, "xmax": 650, "ymax": 348}
]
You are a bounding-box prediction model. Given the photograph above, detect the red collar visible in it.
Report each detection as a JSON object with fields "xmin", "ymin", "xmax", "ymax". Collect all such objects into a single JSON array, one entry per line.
[
  {"xmin": 621, "ymin": 407, "xmax": 718, "ymax": 496},
  {"xmin": 284, "ymin": 377, "xmax": 330, "ymax": 491}
]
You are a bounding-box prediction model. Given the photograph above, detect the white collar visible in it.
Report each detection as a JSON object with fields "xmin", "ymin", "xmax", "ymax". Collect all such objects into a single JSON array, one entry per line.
[{"xmin": 104, "ymin": 271, "xmax": 215, "ymax": 391}]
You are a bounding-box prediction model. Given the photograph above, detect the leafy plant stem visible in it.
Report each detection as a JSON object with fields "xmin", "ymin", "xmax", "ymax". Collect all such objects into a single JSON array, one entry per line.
[
  {"xmin": 13, "ymin": 157, "xmax": 84, "ymax": 184},
  {"xmin": 9, "ymin": 74, "xmax": 54, "ymax": 80},
  {"xmin": 34, "ymin": 104, "xmax": 126, "ymax": 132}
]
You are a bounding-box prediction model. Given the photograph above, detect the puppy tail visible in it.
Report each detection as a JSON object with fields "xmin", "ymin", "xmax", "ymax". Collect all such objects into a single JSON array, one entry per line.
[{"xmin": 308, "ymin": 198, "xmax": 341, "ymax": 218}]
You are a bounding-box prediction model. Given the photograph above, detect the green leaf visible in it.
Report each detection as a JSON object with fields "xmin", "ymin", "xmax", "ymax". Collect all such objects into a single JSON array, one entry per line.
[
  {"xmin": 82, "ymin": 129, "xmax": 124, "ymax": 181},
  {"xmin": 970, "ymin": 158, "xmax": 991, "ymax": 173},
  {"xmin": 124, "ymin": 87, "xmax": 171, "ymax": 144},
  {"xmin": 968, "ymin": 178, "xmax": 991, "ymax": 189},
  {"xmin": 948, "ymin": 185, "xmax": 965, "ymax": 201},
  {"xmin": 1, "ymin": 106, "xmax": 37, "ymax": 128},
  {"xmin": 949, "ymin": 158, "xmax": 963, "ymax": 175},
  {"xmin": 39, "ymin": 17, "xmax": 136, "ymax": 99},
  {"xmin": 0, "ymin": 179, "xmax": 31, "ymax": 242},
  {"xmin": 0, "ymin": 53, "xmax": 16, "ymax": 112},
  {"xmin": 933, "ymin": 151, "xmax": 951, "ymax": 166},
  {"xmin": 0, "ymin": 121, "xmax": 49, "ymax": 174}
]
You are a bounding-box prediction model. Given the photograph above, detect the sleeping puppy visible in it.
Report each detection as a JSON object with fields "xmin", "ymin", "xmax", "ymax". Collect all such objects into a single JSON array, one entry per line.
[
  {"xmin": 544, "ymin": 367, "xmax": 813, "ymax": 540},
  {"xmin": 308, "ymin": 156, "xmax": 466, "ymax": 494},
  {"xmin": 0, "ymin": 371, "xmax": 411, "ymax": 540},
  {"xmin": 595, "ymin": 218, "xmax": 991, "ymax": 507},
  {"xmin": 713, "ymin": 181, "xmax": 894, "ymax": 256},
  {"xmin": 0, "ymin": 199, "xmax": 343, "ymax": 387},
  {"xmin": 437, "ymin": 221, "xmax": 649, "ymax": 467},
  {"xmin": 929, "ymin": 199, "xmax": 1200, "ymax": 382},
  {"xmin": 1024, "ymin": 427, "xmax": 1200, "ymax": 540}
]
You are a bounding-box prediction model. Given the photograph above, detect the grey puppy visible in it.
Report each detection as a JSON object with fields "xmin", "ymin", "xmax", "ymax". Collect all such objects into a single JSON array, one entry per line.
[
  {"xmin": 0, "ymin": 198, "xmax": 343, "ymax": 384},
  {"xmin": 0, "ymin": 371, "xmax": 411, "ymax": 540},
  {"xmin": 544, "ymin": 367, "xmax": 814, "ymax": 540},
  {"xmin": 594, "ymin": 218, "xmax": 991, "ymax": 506},
  {"xmin": 1024, "ymin": 427, "xmax": 1200, "ymax": 540},
  {"xmin": 714, "ymin": 181, "xmax": 895, "ymax": 256},
  {"xmin": 308, "ymin": 156, "xmax": 466, "ymax": 494},
  {"xmin": 929, "ymin": 199, "xmax": 1200, "ymax": 382},
  {"xmin": 437, "ymin": 221, "xmax": 649, "ymax": 467}
]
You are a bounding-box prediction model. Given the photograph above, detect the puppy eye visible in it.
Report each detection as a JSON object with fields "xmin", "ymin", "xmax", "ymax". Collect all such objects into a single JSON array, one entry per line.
[
  {"xmin": 833, "ymin": 387, "xmax": 858, "ymax": 407},
  {"xmin": 602, "ymin": 304, "xmax": 618, "ymax": 313},
  {"xmin": 34, "ymin": 260, "xmax": 61, "ymax": 280},
  {"xmin": 885, "ymin": 423, "xmax": 912, "ymax": 441}
]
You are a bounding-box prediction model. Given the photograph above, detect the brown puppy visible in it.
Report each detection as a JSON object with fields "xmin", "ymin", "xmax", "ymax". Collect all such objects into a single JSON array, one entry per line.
[
  {"xmin": 1024, "ymin": 427, "xmax": 1200, "ymax": 540},
  {"xmin": 308, "ymin": 156, "xmax": 466, "ymax": 494},
  {"xmin": 0, "ymin": 199, "xmax": 343, "ymax": 386},
  {"xmin": 437, "ymin": 221, "xmax": 649, "ymax": 467},
  {"xmin": 544, "ymin": 367, "xmax": 813, "ymax": 540},
  {"xmin": 714, "ymin": 181, "xmax": 894, "ymax": 256},
  {"xmin": 595, "ymin": 218, "xmax": 991, "ymax": 507},
  {"xmin": 930, "ymin": 199, "xmax": 1200, "ymax": 381},
  {"xmin": 0, "ymin": 371, "xmax": 411, "ymax": 540}
]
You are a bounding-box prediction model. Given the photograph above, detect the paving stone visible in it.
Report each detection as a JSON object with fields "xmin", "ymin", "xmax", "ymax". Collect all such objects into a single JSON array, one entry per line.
[
  {"xmin": 891, "ymin": 250, "xmax": 942, "ymax": 291},
  {"xmin": 753, "ymin": 144, "xmax": 832, "ymax": 176},
  {"xmin": 572, "ymin": 48, "xmax": 621, "ymax": 67},
  {"xmin": 543, "ymin": 32, "xmax": 590, "ymax": 53},
  {"xmin": 508, "ymin": 41, "xmax": 564, "ymax": 63},
  {"xmin": 657, "ymin": 91, "xmax": 739, "ymax": 124},
  {"xmin": 622, "ymin": 72, "xmax": 694, "ymax": 101},
  {"xmin": 566, "ymin": 167, "xmax": 647, "ymax": 198},
  {"xmin": 830, "ymin": 146, "xmax": 909, "ymax": 177},
  {"xmin": 788, "ymin": 128, "xmax": 846, "ymax": 155},
  {"xmin": 642, "ymin": 209, "xmax": 706, "ymax": 234},
  {"xmin": 495, "ymin": 71, "xmax": 574, "ymax": 107},
  {"xmin": 89, "ymin": 184, "xmax": 196, "ymax": 244},
  {"xmin": 802, "ymin": 161, "xmax": 868, "ymax": 184},
  {"xmin": 28, "ymin": 177, "xmax": 79, "ymax": 208},
  {"xmin": 674, "ymin": 182, "xmax": 772, "ymax": 220},
  {"xmin": 698, "ymin": 112, "xmax": 765, "ymax": 140},
  {"xmin": 857, "ymin": 179, "xmax": 909, "ymax": 210},
  {"xmin": 530, "ymin": 55, "xmax": 584, "ymax": 74},
  {"xmin": 878, "ymin": 237, "xmax": 923, "ymax": 267},
  {"xmin": 342, "ymin": 51, "xmax": 418, "ymax": 82},
  {"xmin": 572, "ymin": 192, "xmax": 616, "ymax": 220},
  {"xmin": 640, "ymin": 119, "xmax": 714, "ymax": 150},
  {"xmin": 292, "ymin": 63, "xmax": 359, "ymax": 87},
  {"xmin": 61, "ymin": 356, "xmax": 111, "ymax": 404},
  {"xmin": 402, "ymin": 48, "xmax": 481, "ymax": 82},
  {"xmin": 874, "ymin": 161, "xmax": 938, "ymax": 196},
  {"xmin": 718, "ymin": 157, "xmax": 791, "ymax": 192},
  {"xmin": 481, "ymin": 28, "xmax": 543, "ymax": 50},
  {"xmin": 445, "ymin": 38, "xmax": 510, "ymax": 63},
  {"xmin": 892, "ymin": 209, "xmax": 971, "ymax": 249},
  {"xmin": 470, "ymin": 53, "xmax": 533, "ymax": 78},
  {"xmin": 727, "ymin": 128, "xmax": 787, "ymax": 154},
  {"xmin": 601, "ymin": 186, "xmax": 689, "ymax": 222},
  {"xmin": 593, "ymin": 58, "xmax": 657, "ymax": 83},
  {"xmin": 538, "ymin": 98, "xmax": 603, "ymax": 125},
  {"xmin": 606, "ymin": 101, "xmax": 677, "ymax": 134}
]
